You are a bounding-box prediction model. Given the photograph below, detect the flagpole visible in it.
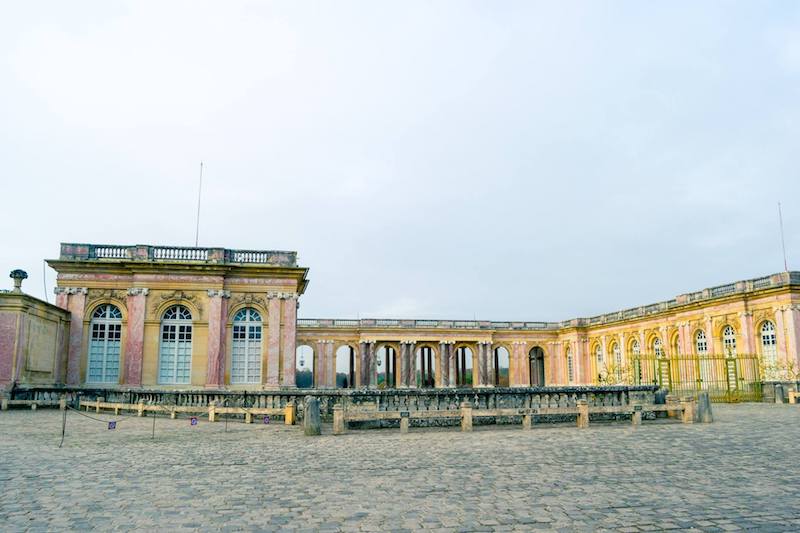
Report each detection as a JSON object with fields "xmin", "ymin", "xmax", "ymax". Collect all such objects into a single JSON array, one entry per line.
[
  {"xmin": 195, "ymin": 162, "xmax": 203, "ymax": 247},
  {"xmin": 778, "ymin": 202, "xmax": 788, "ymax": 271}
]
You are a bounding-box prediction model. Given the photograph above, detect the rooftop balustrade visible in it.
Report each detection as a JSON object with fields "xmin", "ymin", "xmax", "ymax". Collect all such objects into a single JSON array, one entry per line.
[
  {"xmin": 298, "ymin": 270, "xmax": 799, "ymax": 332},
  {"xmin": 57, "ymin": 243, "xmax": 298, "ymax": 267}
]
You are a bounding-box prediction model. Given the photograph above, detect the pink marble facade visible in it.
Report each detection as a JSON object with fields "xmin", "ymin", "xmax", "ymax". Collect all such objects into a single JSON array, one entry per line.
[
  {"xmin": 65, "ymin": 289, "xmax": 87, "ymax": 385},
  {"xmin": 124, "ymin": 289, "xmax": 147, "ymax": 386},
  {"xmin": 0, "ymin": 313, "xmax": 18, "ymax": 388}
]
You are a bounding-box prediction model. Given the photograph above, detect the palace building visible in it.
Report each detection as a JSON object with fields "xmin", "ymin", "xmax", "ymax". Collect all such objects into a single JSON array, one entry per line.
[{"xmin": 1, "ymin": 242, "xmax": 799, "ymax": 397}]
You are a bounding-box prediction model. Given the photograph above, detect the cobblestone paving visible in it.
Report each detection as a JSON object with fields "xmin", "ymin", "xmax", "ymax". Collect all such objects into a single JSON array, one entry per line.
[{"xmin": 1, "ymin": 404, "xmax": 799, "ymax": 532}]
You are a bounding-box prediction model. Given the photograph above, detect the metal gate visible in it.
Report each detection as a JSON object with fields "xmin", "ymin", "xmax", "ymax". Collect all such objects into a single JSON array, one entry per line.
[{"xmin": 632, "ymin": 353, "xmax": 762, "ymax": 402}]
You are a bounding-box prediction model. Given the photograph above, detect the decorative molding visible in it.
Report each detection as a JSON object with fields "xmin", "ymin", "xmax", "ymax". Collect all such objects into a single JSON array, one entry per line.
[
  {"xmin": 126, "ymin": 288, "xmax": 150, "ymax": 296},
  {"xmin": 54, "ymin": 287, "xmax": 88, "ymax": 295},
  {"xmin": 206, "ymin": 289, "xmax": 231, "ymax": 298},
  {"xmin": 149, "ymin": 289, "xmax": 203, "ymax": 317},
  {"xmin": 230, "ymin": 292, "xmax": 265, "ymax": 308}
]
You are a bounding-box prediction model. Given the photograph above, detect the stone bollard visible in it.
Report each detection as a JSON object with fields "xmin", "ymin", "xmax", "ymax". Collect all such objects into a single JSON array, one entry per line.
[
  {"xmin": 789, "ymin": 390, "xmax": 798, "ymax": 405},
  {"xmin": 522, "ymin": 413, "xmax": 532, "ymax": 430},
  {"xmin": 284, "ymin": 401, "xmax": 296, "ymax": 425},
  {"xmin": 208, "ymin": 402, "xmax": 217, "ymax": 423},
  {"xmin": 696, "ymin": 392, "xmax": 713, "ymax": 423},
  {"xmin": 666, "ymin": 394, "xmax": 679, "ymax": 418},
  {"xmin": 400, "ymin": 413, "xmax": 410, "ymax": 434},
  {"xmin": 170, "ymin": 409, "xmax": 177, "ymax": 419},
  {"xmin": 245, "ymin": 411, "xmax": 252, "ymax": 424},
  {"xmin": 1, "ymin": 398, "xmax": 8, "ymax": 411},
  {"xmin": 332, "ymin": 405, "xmax": 345, "ymax": 435},
  {"xmin": 59, "ymin": 397, "xmax": 67, "ymax": 411},
  {"xmin": 30, "ymin": 402, "xmax": 37, "ymax": 411},
  {"xmin": 680, "ymin": 397, "xmax": 694, "ymax": 424},
  {"xmin": 774, "ymin": 383, "xmax": 785, "ymax": 404},
  {"xmin": 304, "ymin": 397, "xmax": 321, "ymax": 436},
  {"xmin": 576, "ymin": 399, "xmax": 589, "ymax": 429},
  {"xmin": 96, "ymin": 398, "xmax": 104, "ymax": 413},
  {"xmin": 460, "ymin": 401, "xmax": 473, "ymax": 432},
  {"xmin": 631, "ymin": 404, "xmax": 642, "ymax": 426}
]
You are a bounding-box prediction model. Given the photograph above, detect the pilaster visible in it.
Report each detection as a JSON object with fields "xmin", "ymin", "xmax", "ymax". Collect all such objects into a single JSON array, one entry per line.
[
  {"xmin": 265, "ymin": 292, "xmax": 281, "ymax": 387},
  {"xmin": 205, "ymin": 289, "xmax": 230, "ymax": 388},
  {"xmin": 784, "ymin": 305, "xmax": 800, "ymax": 366},
  {"xmin": 124, "ymin": 288, "xmax": 149, "ymax": 386},
  {"xmin": 55, "ymin": 287, "xmax": 88, "ymax": 385},
  {"xmin": 280, "ymin": 293, "xmax": 298, "ymax": 387}
]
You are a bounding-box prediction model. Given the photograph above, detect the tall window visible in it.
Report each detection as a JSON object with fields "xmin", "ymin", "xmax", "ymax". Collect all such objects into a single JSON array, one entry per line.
[
  {"xmin": 566, "ymin": 347, "xmax": 574, "ymax": 383},
  {"xmin": 695, "ymin": 330, "xmax": 708, "ymax": 355},
  {"xmin": 231, "ymin": 308, "xmax": 262, "ymax": 384},
  {"xmin": 87, "ymin": 304, "xmax": 122, "ymax": 383},
  {"xmin": 158, "ymin": 305, "xmax": 193, "ymax": 384},
  {"xmin": 595, "ymin": 345, "xmax": 603, "ymax": 367},
  {"xmin": 723, "ymin": 325, "xmax": 737, "ymax": 356},
  {"xmin": 760, "ymin": 321, "xmax": 777, "ymax": 365},
  {"xmin": 611, "ymin": 342, "xmax": 622, "ymax": 381},
  {"xmin": 631, "ymin": 339, "xmax": 640, "ymax": 356},
  {"xmin": 653, "ymin": 338, "xmax": 663, "ymax": 357}
]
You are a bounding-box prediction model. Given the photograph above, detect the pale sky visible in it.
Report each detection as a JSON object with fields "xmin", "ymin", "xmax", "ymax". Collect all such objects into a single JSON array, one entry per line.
[{"xmin": 1, "ymin": 1, "xmax": 799, "ymax": 321}]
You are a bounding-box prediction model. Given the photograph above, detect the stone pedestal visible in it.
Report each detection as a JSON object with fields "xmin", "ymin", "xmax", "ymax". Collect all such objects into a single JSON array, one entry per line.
[
  {"xmin": 460, "ymin": 401, "xmax": 473, "ymax": 432},
  {"xmin": 577, "ymin": 399, "xmax": 589, "ymax": 428},
  {"xmin": 696, "ymin": 392, "xmax": 713, "ymax": 423},
  {"xmin": 304, "ymin": 397, "xmax": 321, "ymax": 436}
]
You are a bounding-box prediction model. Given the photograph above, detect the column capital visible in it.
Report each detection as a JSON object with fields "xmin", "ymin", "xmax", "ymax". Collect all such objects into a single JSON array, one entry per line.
[
  {"xmin": 54, "ymin": 287, "xmax": 88, "ymax": 295},
  {"xmin": 206, "ymin": 289, "xmax": 231, "ymax": 298},
  {"xmin": 127, "ymin": 287, "xmax": 150, "ymax": 296}
]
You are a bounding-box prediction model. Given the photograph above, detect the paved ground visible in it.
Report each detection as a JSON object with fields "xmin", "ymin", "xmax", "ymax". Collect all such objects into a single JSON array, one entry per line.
[{"xmin": 0, "ymin": 404, "xmax": 799, "ymax": 532}]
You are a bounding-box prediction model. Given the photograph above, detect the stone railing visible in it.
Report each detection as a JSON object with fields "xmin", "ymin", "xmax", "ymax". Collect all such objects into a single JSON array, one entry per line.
[
  {"xmin": 57, "ymin": 243, "xmax": 297, "ymax": 267},
  {"xmin": 10, "ymin": 385, "xmax": 658, "ymax": 421}
]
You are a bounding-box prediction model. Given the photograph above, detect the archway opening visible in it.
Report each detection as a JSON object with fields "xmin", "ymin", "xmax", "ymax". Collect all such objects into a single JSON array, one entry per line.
[
  {"xmin": 494, "ymin": 347, "xmax": 510, "ymax": 386},
  {"xmin": 376, "ymin": 345, "xmax": 396, "ymax": 388},
  {"xmin": 415, "ymin": 346, "xmax": 436, "ymax": 388},
  {"xmin": 455, "ymin": 346, "xmax": 473, "ymax": 387},
  {"xmin": 296, "ymin": 345, "xmax": 314, "ymax": 388},
  {"xmin": 529, "ymin": 346, "xmax": 545, "ymax": 387},
  {"xmin": 335, "ymin": 345, "xmax": 355, "ymax": 388}
]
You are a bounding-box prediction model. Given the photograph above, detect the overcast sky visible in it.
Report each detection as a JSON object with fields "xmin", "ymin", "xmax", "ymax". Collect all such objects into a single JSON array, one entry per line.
[{"xmin": 1, "ymin": 1, "xmax": 799, "ymax": 321}]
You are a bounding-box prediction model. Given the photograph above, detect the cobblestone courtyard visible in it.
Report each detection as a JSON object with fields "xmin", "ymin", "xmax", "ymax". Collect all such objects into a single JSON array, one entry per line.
[{"xmin": 1, "ymin": 404, "xmax": 799, "ymax": 532}]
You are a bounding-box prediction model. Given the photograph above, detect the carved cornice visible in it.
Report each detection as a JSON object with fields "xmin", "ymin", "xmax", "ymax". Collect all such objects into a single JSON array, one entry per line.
[
  {"xmin": 149, "ymin": 290, "xmax": 203, "ymax": 317},
  {"xmin": 230, "ymin": 292, "xmax": 265, "ymax": 308}
]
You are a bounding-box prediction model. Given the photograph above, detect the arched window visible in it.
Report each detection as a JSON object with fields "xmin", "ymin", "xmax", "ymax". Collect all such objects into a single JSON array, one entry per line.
[
  {"xmin": 416, "ymin": 346, "xmax": 436, "ymax": 388},
  {"xmin": 529, "ymin": 346, "xmax": 545, "ymax": 386},
  {"xmin": 158, "ymin": 305, "xmax": 193, "ymax": 384},
  {"xmin": 760, "ymin": 321, "xmax": 777, "ymax": 365},
  {"xmin": 296, "ymin": 345, "xmax": 314, "ymax": 388},
  {"xmin": 653, "ymin": 338, "xmax": 663, "ymax": 358},
  {"xmin": 493, "ymin": 346, "xmax": 510, "ymax": 387},
  {"xmin": 723, "ymin": 325, "xmax": 737, "ymax": 356},
  {"xmin": 631, "ymin": 339, "xmax": 641, "ymax": 356},
  {"xmin": 231, "ymin": 308, "xmax": 262, "ymax": 384},
  {"xmin": 611, "ymin": 342, "xmax": 622, "ymax": 381},
  {"xmin": 87, "ymin": 304, "xmax": 122, "ymax": 383},
  {"xmin": 566, "ymin": 347, "xmax": 574, "ymax": 384},
  {"xmin": 335, "ymin": 345, "xmax": 355, "ymax": 388},
  {"xmin": 695, "ymin": 330, "xmax": 708, "ymax": 355}
]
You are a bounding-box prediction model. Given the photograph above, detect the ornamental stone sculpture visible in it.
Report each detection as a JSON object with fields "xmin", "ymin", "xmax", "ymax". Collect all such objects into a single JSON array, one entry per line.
[{"xmin": 9, "ymin": 269, "xmax": 27, "ymax": 293}]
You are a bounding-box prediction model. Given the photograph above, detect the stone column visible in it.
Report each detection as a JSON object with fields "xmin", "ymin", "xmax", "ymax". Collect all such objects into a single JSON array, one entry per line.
[
  {"xmin": 55, "ymin": 287, "xmax": 88, "ymax": 385},
  {"xmin": 359, "ymin": 341, "xmax": 376, "ymax": 388},
  {"xmin": 475, "ymin": 342, "xmax": 487, "ymax": 387},
  {"xmin": 265, "ymin": 292, "xmax": 281, "ymax": 387},
  {"xmin": 486, "ymin": 341, "xmax": 495, "ymax": 386},
  {"xmin": 124, "ymin": 288, "xmax": 149, "ymax": 386},
  {"xmin": 447, "ymin": 342, "xmax": 456, "ymax": 387},
  {"xmin": 437, "ymin": 342, "xmax": 448, "ymax": 387},
  {"xmin": 399, "ymin": 341, "xmax": 414, "ymax": 388},
  {"xmin": 315, "ymin": 339, "xmax": 327, "ymax": 387},
  {"xmin": 205, "ymin": 289, "xmax": 230, "ymax": 388},
  {"xmin": 326, "ymin": 340, "xmax": 336, "ymax": 387},
  {"xmin": 280, "ymin": 293, "xmax": 298, "ymax": 387}
]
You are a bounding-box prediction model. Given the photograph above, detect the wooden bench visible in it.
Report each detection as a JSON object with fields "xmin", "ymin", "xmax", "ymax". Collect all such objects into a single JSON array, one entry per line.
[
  {"xmin": 81, "ymin": 399, "xmax": 297, "ymax": 425},
  {"xmin": 333, "ymin": 397, "xmax": 696, "ymax": 435}
]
